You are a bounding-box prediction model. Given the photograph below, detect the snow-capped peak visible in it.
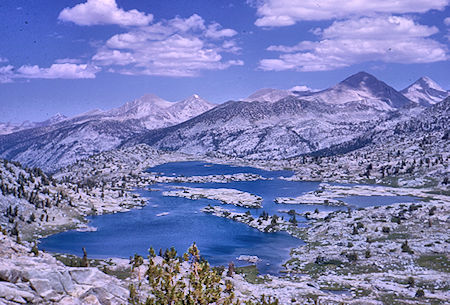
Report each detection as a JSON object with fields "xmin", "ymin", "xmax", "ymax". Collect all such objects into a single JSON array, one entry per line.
[
  {"xmin": 179, "ymin": 94, "xmax": 207, "ymax": 104},
  {"xmin": 75, "ymin": 109, "xmax": 105, "ymax": 118},
  {"xmin": 301, "ymin": 71, "xmax": 412, "ymax": 110},
  {"xmin": 102, "ymin": 93, "xmax": 215, "ymax": 128},
  {"xmin": 132, "ymin": 94, "xmax": 173, "ymax": 109},
  {"xmin": 47, "ymin": 113, "xmax": 67, "ymax": 123},
  {"xmin": 106, "ymin": 94, "xmax": 173, "ymax": 119},
  {"xmin": 168, "ymin": 94, "xmax": 215, "ymax": 120},
  {"xmin": 340, "ymin": 71, "xmax": 380, "ymax": 89},
  {"xmin": 401, "ymin": 77, "xmax": 449, "ymax": 106},
  {"xmin": 244, "ymin": 88, "xmax": 292, "ymax": 103},
  {"xmin": 416, "ymin": 76, "xmax": 445, "ymax": 91}
]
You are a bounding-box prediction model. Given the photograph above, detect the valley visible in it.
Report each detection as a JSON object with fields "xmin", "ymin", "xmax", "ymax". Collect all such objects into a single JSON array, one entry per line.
[{"xmin": 0, "ymin": 72, "xmax": 448, "ymax": 304}]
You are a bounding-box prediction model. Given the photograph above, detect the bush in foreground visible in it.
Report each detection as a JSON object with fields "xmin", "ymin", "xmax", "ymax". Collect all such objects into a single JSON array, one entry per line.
[{"xmin": 128, "ymin": 243, "xmax": 279, "ymax": 305}]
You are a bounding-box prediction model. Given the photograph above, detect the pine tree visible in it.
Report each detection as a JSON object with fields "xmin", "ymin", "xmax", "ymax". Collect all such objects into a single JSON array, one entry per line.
[
  {"xmin": 129, "ymin": 244, "xmax": 246, "ymax": 305},
  {"xmin": 81, "ymin": 247, "xmax": 89, "ymax": 267}
]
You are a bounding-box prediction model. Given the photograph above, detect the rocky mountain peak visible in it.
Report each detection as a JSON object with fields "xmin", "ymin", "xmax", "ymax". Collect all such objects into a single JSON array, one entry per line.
[
  {"xmin": 179, "ymin": 94, "xmax": 209, "ymax": 105},
  {"xmin": 137, "ymin": 94, "xmax": 172, "ymax": 108},
  {"xmin": 416, "ymin": 76, "xmax": 445, "ymax": 91},
  {"xmin": 168, "ymin": 94, "xmax": 215, "ymax": 120},
  {"xmin": 339, "ymin": 71, "xmax": 379, "ymax": 89},
  {"xmin": 106, "ymin": 94, "xmax": 172, "ymax": 119},
  {"xmin": 329, "ymin": 71, "xmax": 412, "ymax": 108},
  {"xmin": 401, "ymin": 76, "xmax": 449, "ymax": 106}
]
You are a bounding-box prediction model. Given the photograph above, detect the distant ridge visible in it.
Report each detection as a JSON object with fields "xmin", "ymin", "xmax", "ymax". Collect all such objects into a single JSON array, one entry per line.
[
  {"xmin": 0, "ymin": 113, "xmax": 68, "ymax": 135},
  {"xmin": 0, "ymin": 93, "xmax": 215, "ymax": 171},
  {"xmin": 1, "ymin": 71, "xmax": 448, "ymax": 172},
  {"xmin": 244, "ymin": 88, "xmax": 293, "ymax": 103},
  {"xmin": 129, "ymin": 71, "xmax": 420, "ymax": 160}
]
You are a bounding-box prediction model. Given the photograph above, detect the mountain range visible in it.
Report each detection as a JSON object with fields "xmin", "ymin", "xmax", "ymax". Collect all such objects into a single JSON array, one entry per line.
[
  {"xmin": 0, "ymin": 113, "xmax": 67, "ymax": 135},
  {"xmin": 129, "ymin": 72, "xmax": 447, "ymax": 159},
  {"xmin": 0, "ymin": 71, "xmax": 448, "ymax": 172},
  {"xmin": 0, "ymin": 94, "xmax": 213, "ymax": 171}
]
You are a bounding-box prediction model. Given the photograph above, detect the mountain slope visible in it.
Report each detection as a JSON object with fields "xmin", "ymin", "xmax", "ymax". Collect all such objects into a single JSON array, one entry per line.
[
  {"xmin": 0, "ymin": 71, "xmax": 435, "ymax": 171},
  {"xmin": 128, "ymin": 72, "xmax": 416, "ymax": 159},
  {"xmin": 292, "ymin": 97, "xmax": 449, "ymax": 187},
  {"xmin": 243, "ymin": 88, "xmax": 293, "ymax": 103},
  {"xmin": 104, "ymin": 93, "xmax": 215, "ymax": 129},
  {"xmin": 302, "ymin": 72, "xmax": 412, "ymax": 110},
  {"xmin": 0, "ymin": 94, "xmax": 214, "ymax": 172},
  {"xmin": 401, "ymin": 76, "xmax": 449, "ymax": 106},
  {"xmin": 130, "ymin": 95, "xmax": 398, "ymax": 160}
]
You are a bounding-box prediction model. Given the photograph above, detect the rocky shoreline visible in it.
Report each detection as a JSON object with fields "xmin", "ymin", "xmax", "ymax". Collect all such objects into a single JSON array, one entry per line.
[
  {"xmin": 283, "ymin": 198, "xmax": 450, "ymax": 304},
  {"xmin": 202, "ymin": 205, "xmax": 295, "ymax": 233},
  {"xmin": 0, "ymin": 232, "xmax": 129, "ymax": 304},
  {"xmin": 0, "ymin": 144, "xmax": 448, "ymax": 304}
]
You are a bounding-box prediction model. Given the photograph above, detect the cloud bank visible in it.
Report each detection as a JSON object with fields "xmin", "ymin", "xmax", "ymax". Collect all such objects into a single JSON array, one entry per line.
[
  {"xmin": 58, "ymin": 0, "xmax": 153, "ymax": 26},
  {"xmin": 252, "ymin": 0, "xmax": 449, "ymax": 26},
  {"xmin": 260, "ymin": 16, "xmax": 448, "ymax": 72},
  {"xmin": 92, "ymin": 14, "xmax": 242, "ymax": 77},
  {"xmin": 0, "ymin": 63, "xmax": 100, "ymax": 83}
]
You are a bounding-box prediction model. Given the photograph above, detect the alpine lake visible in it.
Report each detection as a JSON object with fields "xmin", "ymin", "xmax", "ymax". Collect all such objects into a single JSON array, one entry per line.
[{"xmin": 40, "ymin": 161, "xmax": 417, "ymax": 274}]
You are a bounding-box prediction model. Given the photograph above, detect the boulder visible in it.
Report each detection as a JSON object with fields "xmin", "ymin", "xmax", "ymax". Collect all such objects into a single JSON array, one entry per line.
[
  {"xmin": 59, "ymin": 270, "xmax": 75, "ymax": 293},
  {"xmin": 0, "ymin": 268, "xmax": 21, "ymax": 283},
  {"xmin": 58, "ymin": 296, "xmax": 83, "ymax": 305},
  {"xmin": 81, "ymin": 287, "xmax": 127, "ymax": 305},
  {"xmin": 29, "ymin": 278, "xmax": 61, "ymax": 301},
  {"xmin": 69, "ymin": 268, "xmax": 114, "ymax": 286},
  {"xmin": 23, "ymin": 268, "xmax": 75, "ymax": 294},
  {"xmin": 0, "ymin": 281, "xmax": 37, "ymax": 304},
  {"xmin": 81, "ymin": 294, "xmax": 102, "ymax": 305}
]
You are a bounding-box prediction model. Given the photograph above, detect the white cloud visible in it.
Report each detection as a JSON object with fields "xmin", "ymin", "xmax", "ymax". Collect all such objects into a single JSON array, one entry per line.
[
  {"xmin": 320, "ymin": 16, "xmax": 439, "ymax": 39},
  {"xmin": 252, "ymin": 0, "xmax": 450, "ymax": 26},
  {"xmin": 221, "ymin": 40, "xmax": 241, "ymax": 53},
  {"xmin": 0, "ymin": 63, "xmax": 100, "ymax": 82},
  {"xmin": 290, "ymin": 85, "xmax": 317, "ymax": 92},
  {"xmin": 205, "ymin": 23, "xmax": 238, "ymax": 39},
  {"xmin": 444, "ymin": 18, "xmax": 450, "ymax": 41},
  {"xmin": 169, "ymin": 14, "xmax": 205, "ymax": 32},
  {"xmin": 54, "ymin": 58, "xmax": 84, "ymax": 64},
  {"xmin": 92, "ymin": 50, "xmax": 135, "ymax": 66},
  {"xmin": 58, "ymin": 0, "xmax": 153, "ymax": 26},
  {"xmin": 260, "ymin": 16, "xmax": 448, "ymax": 72},
  {"xmin": 0, "ymin": 65, "xmax": 14, "ymax": 83},
  {"xmin": 92, "ymin": 14, "xmax": 242, "ymax": 77},
  {"xmin": 16, "ymin": 63, "xmax": 99, "ymax": 79}
]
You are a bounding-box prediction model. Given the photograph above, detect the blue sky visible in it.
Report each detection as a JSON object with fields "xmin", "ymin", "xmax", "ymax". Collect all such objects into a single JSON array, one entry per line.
[{"xmin": 0, "ymin": 0, "xmax": 449, "ymax": 122}]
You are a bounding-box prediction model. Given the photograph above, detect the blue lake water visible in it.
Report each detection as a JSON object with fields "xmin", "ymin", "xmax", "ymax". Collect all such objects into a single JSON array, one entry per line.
[{"xmin": 40, "ymin": 161, "xmax": 418, "ymax": 274}]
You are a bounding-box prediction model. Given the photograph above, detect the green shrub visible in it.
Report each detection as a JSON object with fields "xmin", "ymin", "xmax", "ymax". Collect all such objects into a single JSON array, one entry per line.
[
  {"xmin": 428, "ymin": 206, "xmax": 437, "ymax": 216},
  {"xmin": 401, "ymin": 240, "xmax": 413, "ymax": 254},
  {"xmin": 128, "ymin": 243, "xmax": 277, "ymax": 305},
  {"xmin": 406, "ymin": 276, "xmax": 415, "ymax": 287},
  {"xmin": 415, "ymin": 288, "xmax": 424, "ymax": 298},
  {"xmin": 30, "ymin": 243, "xmax": 39, "ymax": 256},
  {"xmin": 346, "ymin": 253, "xmax": 358, "ymax": 262}
]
